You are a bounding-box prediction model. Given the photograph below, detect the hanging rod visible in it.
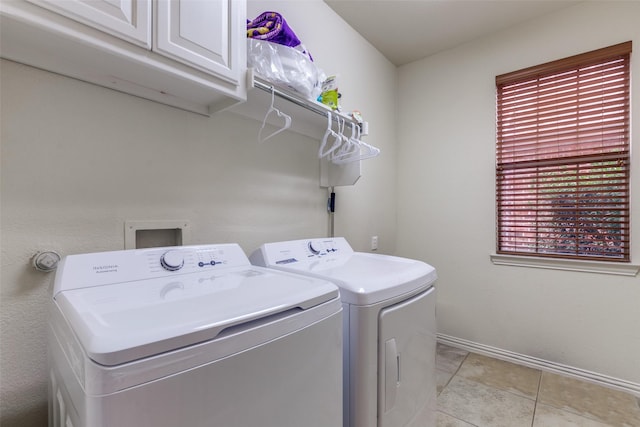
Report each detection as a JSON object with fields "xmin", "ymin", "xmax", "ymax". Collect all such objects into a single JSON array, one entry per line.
[{"xmin": 252, "ymin": 75, "xmax": 360, "ymax": 128}]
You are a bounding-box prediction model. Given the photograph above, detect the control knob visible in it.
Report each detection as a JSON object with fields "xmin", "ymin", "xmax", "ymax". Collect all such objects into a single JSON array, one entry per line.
[
  {"xmin": 308, "ymin": 241, "xmax": 321, "ymax": 255},
  {"xmin": 161, "ymin": 250, "xmax": 185, "ymax": 271}
]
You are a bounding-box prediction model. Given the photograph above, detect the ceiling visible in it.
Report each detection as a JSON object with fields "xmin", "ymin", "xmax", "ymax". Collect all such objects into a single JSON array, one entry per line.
[{"xmin": 324, "ymin": 0, "xmax": 582, "ymax": 66}]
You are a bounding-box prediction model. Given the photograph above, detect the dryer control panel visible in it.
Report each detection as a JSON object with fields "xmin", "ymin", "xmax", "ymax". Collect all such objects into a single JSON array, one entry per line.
[{"xmin": 250, "ymin": 237, "xmax": 354, "ymax": 266}]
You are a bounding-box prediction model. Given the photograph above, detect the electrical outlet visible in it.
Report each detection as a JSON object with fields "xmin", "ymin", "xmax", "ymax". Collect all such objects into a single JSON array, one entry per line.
[{"xmin": 371, "ymin": 236, "xmax": 378, "ymax": 251}]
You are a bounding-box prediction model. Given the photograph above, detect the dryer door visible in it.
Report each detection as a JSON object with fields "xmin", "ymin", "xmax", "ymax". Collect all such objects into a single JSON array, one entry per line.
[{"xmin": 378, "ymin": 286, "xmax": 436, "ymax": 427}]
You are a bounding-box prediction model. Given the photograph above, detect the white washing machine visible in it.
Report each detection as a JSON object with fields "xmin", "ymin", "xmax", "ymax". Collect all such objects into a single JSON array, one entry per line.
[
  {"xmin": 250, "ymin": 237, "xmax": 437, "ymax": 427},
  {"xmin": 48, "ymin": 243, "xmax": 343, "ymax": 427}
]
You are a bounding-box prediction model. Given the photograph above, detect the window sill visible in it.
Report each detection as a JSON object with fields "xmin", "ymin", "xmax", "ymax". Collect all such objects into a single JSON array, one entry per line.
[{"xmin": 490, "ymin": 253, "xmax": 640, "ymax": 276}]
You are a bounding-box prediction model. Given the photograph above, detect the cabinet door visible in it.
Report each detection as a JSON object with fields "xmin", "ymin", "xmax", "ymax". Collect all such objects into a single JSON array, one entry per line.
[
  {"xmin": 26, "ymin": 0, "xmax": 151, "ymax": 48},
  {"xmin": 154, "ymin": 0, "xmax": 241, "ymax": 83}
]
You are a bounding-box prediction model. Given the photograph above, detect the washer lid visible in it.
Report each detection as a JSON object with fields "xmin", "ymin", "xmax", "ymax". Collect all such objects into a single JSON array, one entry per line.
[
  {"xmin": 54, "ymin": 266, "xmax": 339, "ymax": 366},
  {"xmin": 270, "ymin": 252, "xmax": 437, "ymax": 305}
]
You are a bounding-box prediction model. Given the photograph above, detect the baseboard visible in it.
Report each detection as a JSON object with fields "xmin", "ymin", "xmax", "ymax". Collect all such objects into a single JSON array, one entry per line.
[{"xmin": 437, "ymin": 334, "xmax": 640, "ymax": 398}]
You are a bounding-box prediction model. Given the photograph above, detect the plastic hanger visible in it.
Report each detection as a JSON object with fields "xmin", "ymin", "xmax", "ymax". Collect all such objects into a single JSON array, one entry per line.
[
  {"xmin": 332, "ymin": 123, "xmax": 381, "ymax": 164},
  {"xmin": 318, "ymin": 112, "xmax": 342, "ymax": 158},
  {"xmin": 331, "ymin": 122, "xmax": 361, "ymax": 162},
  {"xmin": 334, "ymin": 119, "xmax": 354, "ymax": 157},
  {"xmin": 258, "ymin": 87, "xmax": 292, "ymax": 143},
  {"xmin": 355, "ymin": 141, "xmax": 382, "ymax": 161}
]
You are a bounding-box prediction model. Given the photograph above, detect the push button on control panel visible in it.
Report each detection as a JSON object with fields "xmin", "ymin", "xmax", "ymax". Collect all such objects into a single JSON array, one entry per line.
[{"xmin": 198, "ymin": 260, "xmax": 220, "ymax": 267}]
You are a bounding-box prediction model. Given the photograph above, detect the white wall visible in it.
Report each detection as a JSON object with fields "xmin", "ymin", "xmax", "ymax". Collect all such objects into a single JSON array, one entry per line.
[
  {"xmin": 396, "ymin": 1, "xmax": 640, "ymax": 386},
  {"xmin": 0, "ymin": 1, "xmax": 397, "ymax": 425}
]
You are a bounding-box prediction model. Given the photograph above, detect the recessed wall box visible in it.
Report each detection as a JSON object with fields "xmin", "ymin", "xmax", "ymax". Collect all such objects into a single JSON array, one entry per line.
[{"xmin": 124, "ymin": 220, "xmax": 190, "ymax": 249}]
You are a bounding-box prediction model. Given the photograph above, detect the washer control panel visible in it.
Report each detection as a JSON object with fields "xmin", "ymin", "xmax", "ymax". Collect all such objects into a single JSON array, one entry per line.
[
  {"xmin": 54, "ymin": 244, "xmax": 251, "ymax": 294},
  {"xmin": 150, "ymin": 246, "xmax": 243, "ymax": 274}
]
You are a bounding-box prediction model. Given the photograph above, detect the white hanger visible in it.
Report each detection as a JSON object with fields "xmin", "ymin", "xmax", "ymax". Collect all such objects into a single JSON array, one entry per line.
[
  {"xmin": 332, "ymin": 123, "xmax": 381, "ymax": 164},
  {"xmin": 333, "ymin": 141, "xmax": 380, "ymax": 163},
  {"xmin": 318, "ymin": 112, "xmax": 342, "ymax": 158},
  {"xmin": 258, "ymin": 87, "xmax": 292, "ymax": 143},
  {"xmin": 331, "ymin": 122, "xmax": 360, "ymax": 162},
  {"xmin": 355, "ymin": 141, "xmax": 381, "ymax": 161}
]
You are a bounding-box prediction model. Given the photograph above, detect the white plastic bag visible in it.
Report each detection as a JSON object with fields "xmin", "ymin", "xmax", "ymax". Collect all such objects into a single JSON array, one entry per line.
[{"xmin": 247, "ymin": 39, "xmax": 325, "ymax": 100}]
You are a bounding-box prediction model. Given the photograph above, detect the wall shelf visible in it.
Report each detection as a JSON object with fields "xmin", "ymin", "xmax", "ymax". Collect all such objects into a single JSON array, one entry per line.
[{"xmin": 228, "ymin": 69, "xmax": 363, "ymax": 187}]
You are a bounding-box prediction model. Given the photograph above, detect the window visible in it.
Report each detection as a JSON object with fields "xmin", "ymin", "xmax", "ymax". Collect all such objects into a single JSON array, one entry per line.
[{"xmin": 496, "ymin": 42, "xmax": 631, "ymax": 262}]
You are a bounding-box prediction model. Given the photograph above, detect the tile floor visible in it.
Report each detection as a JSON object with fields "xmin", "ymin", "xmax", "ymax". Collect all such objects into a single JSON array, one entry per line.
[{"xmin": 436, "ymin": 343, "xmax": 640, "ymax": 427}]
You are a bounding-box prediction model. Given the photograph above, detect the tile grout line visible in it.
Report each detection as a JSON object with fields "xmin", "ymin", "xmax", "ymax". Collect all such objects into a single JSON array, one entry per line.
[
  {"xmin": 438, "ymin": 350, "xmax": 470, "ymax": 394},
  {"xmin": 534, "ymin": 371, "xmax": 626, "ymax": 427},
  {"xmin": 457, "ymin": 352, "xmax": 541, "ymax": 403},
  {"xmin": 440, "ymin": 352, "xmax": 536, "ymax": 427},
  {"xmin": 445, "ymin": 348, "xmax": 542, "ymax": 426},
  {"xmin": 437, "ymin": 351, "xmax": 481, "ymax": 426},
  {"xmin": 531, "ymin": 369, "xmax": 544, "ymax": 427},
  {"xmin": 451, "ymin": 352, "xmax": 470, "ymax": 378}
]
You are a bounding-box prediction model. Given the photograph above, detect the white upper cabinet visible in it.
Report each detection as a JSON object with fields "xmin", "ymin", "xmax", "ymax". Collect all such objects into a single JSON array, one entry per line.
[
  {"xmin": 155, "ymin": 0, "xmax": 237, "ymax": 82},
  {"xmin": 0, "ymin": 0, "xmax": 246, "ymax": 115},
  {"xmin": 26, "ymin": 0, "xmax": 152, "ymax": 48}
]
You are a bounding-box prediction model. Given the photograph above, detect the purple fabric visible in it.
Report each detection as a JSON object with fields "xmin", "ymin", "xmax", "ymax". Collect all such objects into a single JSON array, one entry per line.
[{"xmin": 247, "ymin": 11, "xmax": 301, "ymax": 49}]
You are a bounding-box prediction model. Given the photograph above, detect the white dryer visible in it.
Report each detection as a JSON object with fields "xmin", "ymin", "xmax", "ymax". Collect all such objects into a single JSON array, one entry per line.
[
  {"xmin": 48, "ymin": 243, "xmax": 343, "ymax": 427},
  {"xmin": 250, "ymin": 237, "xmax": 437, "ymax": 427}
]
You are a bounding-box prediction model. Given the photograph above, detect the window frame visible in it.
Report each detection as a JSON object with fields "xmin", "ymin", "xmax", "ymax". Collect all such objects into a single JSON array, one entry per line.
[{"xmin": 495, "ymin": 41, "xmax": 632, "ymax": 263}]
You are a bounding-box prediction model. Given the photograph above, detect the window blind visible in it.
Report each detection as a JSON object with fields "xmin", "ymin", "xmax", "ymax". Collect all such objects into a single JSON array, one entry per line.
[{"xmin": 495, "ymin": 41, "xmax": 631, "ymax": 261}]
